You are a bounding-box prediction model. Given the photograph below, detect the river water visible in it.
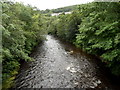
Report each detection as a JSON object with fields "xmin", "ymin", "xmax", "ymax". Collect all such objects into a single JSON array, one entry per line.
[{"xmin": 14, "ymin": 35, "xmax": 118, "ymax": 89}]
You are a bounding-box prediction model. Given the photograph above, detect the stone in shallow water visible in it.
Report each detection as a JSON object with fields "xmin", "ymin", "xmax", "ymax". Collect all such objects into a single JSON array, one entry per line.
[
  {"xmin": 90, "ymin": 86, "xmax": 95, "ymax": 88},
  {"xmin": 74, "ymin": 82, "xmax": 79, "ymax": 85},
  {"xmin": 93, "ymin": 82, "xmax": 98, "ymax": 87},
  {"xmin": 66, "ymin": 66, "xmax": 77, "ymax": 73},
  {"xmin": 66, "ymin": 66, "xmax": 70, "ymax": 70},
  {"xmin": 69, "ymin": 68, "xmax": 77, "ymax": 73},
  {"xmin": 97, "ymin": 80, "xmax": 101, "ymax": 84}
]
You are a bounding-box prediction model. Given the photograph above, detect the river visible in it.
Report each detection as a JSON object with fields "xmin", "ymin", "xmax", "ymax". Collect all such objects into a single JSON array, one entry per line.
[{"xmin": 14, "ymin": 35, "xmax": 119, "ymax": 89}]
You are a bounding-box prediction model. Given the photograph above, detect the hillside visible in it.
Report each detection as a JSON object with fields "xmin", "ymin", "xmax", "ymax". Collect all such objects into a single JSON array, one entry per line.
[{"xmin": 40, "ymin": 5, "xmax": 78, "ymax": 14}]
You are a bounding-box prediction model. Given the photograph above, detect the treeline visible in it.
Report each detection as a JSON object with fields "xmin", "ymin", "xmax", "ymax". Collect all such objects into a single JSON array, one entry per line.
[
  {"xmin": 40, "ymin": 5, "xmax": 77, "ymax": 14},
  {"xmin": 2, "ymin": 0, "xmax": 46, "ymax": 89},
  {"xmin": 48, "ymin": 2, "xmax": 120, "ymax": 76},
  {"xmin": 51, "ymin": 5, "xmax": 77, "ymax": 13}
]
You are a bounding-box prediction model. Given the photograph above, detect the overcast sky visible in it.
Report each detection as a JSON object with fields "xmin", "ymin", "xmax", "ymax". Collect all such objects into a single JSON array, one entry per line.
[{"xmin": 10, "ymin": 0, "xmax": 94, "ymax": 10}]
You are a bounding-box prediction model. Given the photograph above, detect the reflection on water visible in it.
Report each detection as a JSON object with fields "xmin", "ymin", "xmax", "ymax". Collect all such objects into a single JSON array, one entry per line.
[{"xmin": 15, "ymin": 35, "xmax": 116, "ymax": 89}]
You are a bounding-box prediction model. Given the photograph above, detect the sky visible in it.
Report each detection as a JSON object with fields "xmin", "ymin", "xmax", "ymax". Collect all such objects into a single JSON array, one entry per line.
[{"xmin": 10, "ymin": 0, "xmax": 94, "ymax": 10}]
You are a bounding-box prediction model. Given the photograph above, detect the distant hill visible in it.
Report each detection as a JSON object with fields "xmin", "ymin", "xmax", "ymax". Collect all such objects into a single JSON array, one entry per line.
[
  {"xmin": 51, "ymin": 5, "xmax": 77, "ymax": 13},
  {"xmin": 40, "ymin": 5, "xmax": 78, "ymax": 14}
]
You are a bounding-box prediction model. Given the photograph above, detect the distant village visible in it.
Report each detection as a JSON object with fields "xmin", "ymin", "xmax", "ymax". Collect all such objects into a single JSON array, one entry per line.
[{"xmin": 51, "ymin": 12, "xmax": 72, "ymax": 16}]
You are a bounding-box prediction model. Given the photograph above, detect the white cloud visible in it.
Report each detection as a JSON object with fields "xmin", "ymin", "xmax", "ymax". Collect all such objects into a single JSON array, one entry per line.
[{"xmin": 10, "ymin": 0, "xmax": 94, "ymax": 10}]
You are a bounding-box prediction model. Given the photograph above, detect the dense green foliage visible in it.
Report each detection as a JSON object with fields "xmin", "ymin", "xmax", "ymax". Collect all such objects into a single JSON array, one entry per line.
[
  {"xmin": 48, "ymin": 11, "xmax": 81, "ymax": 42},
  {"xmin": 2, "ymin": 1, "xmax": 46, "ymax": 89},
  {"xmin": 48, "ymin": 2, "xmax": 120, "ymax": 76}
]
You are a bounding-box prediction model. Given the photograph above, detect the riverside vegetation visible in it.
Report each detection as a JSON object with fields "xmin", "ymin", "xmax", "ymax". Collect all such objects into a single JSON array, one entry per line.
[
  {"xmin": 1, "ymin": 0, "xmax": 120, "ymax": 89},
  {"xmin": 2, "ymin": 0, "xmax": 47, "ymax": 89},
  {"xmin": 48, "ymin": 2, "xmax": 120, "ymax": 76}
]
